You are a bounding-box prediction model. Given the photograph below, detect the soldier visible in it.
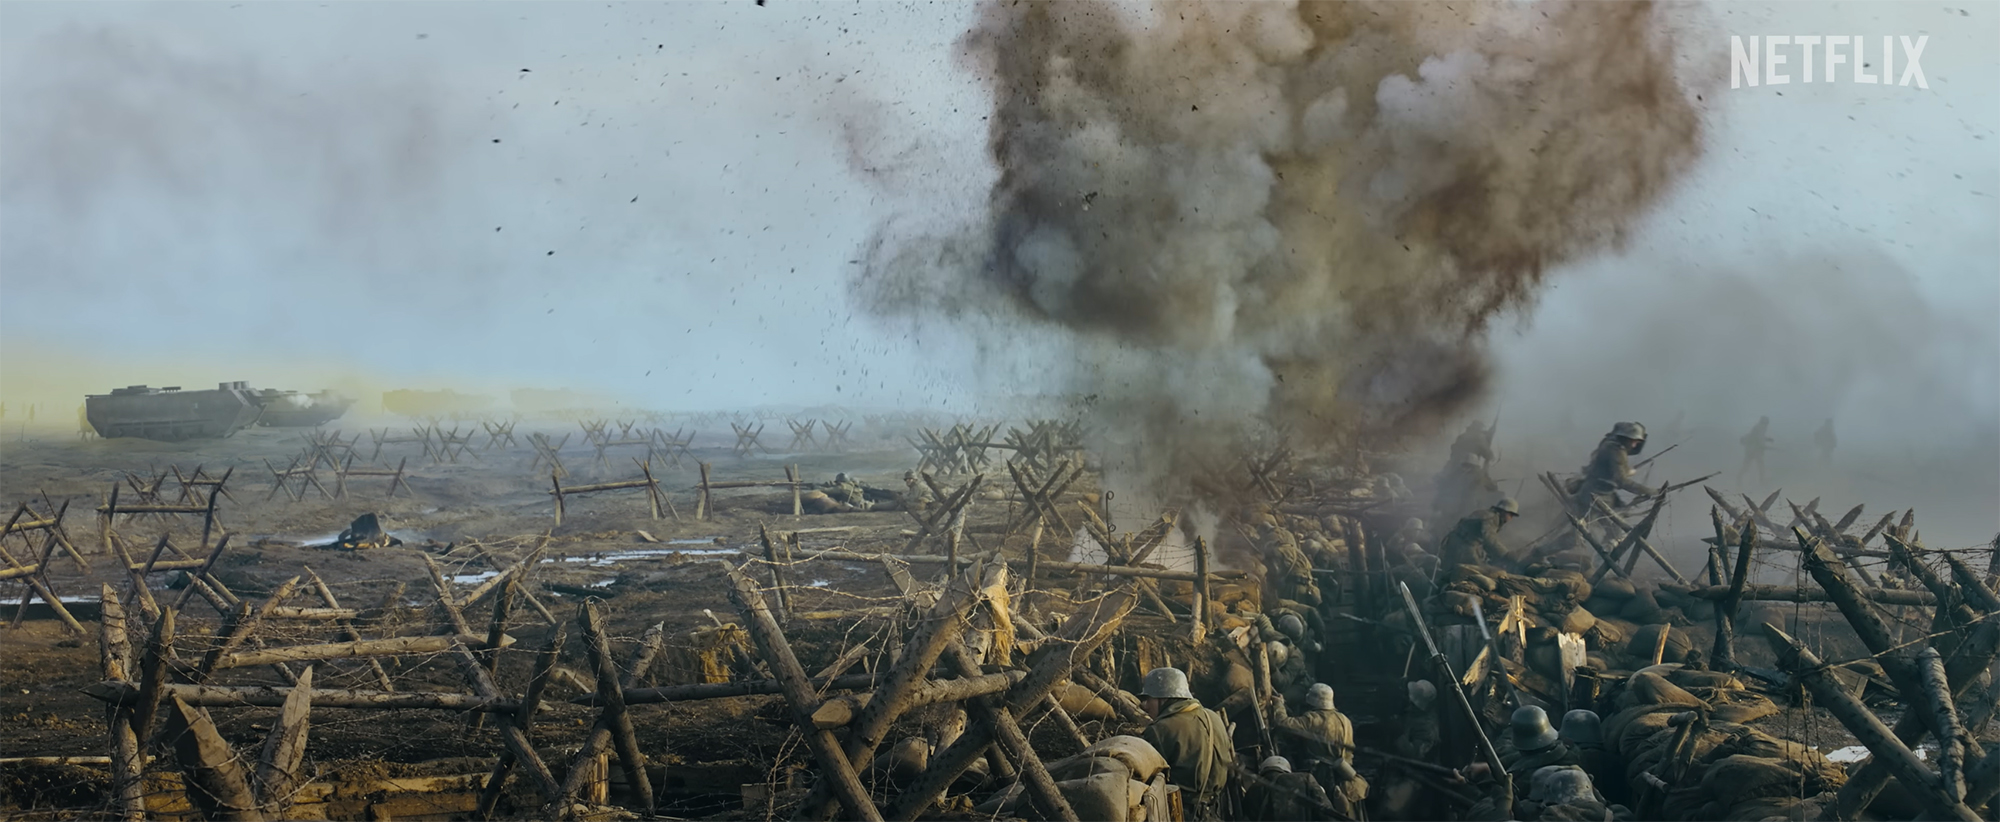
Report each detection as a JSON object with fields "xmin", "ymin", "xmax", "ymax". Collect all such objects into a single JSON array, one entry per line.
[
  {"xmin": 1560, "ymin": 709, "xmax": 1623, "ymax": 806},
  {"xmin": 1447, "ymin": 420, "xmax": 1497, "ymax": 468},
  {"xmin": 1325, "ymin": 759, "xmax": 1370, "ymax": 820},
  {"xmin": 1434, "ymin": 454, "xmax": 1500, "ymax": 525},
  {"xmin": 1437, "ymin": 498, "xmax": 1521, "ymax": 577},
  {"xmin": 1264, "ymin": 531, "xmax": 1324, "ymax": 608},
  {"xmin": 1814, "ymin": 418, "xmax": 1836, "ymax": 466},
  {"xmin": 1576, "ymin": 422, "xmax": 1655, "ymax": 507},
  {"xmin": 1272, "ymin": 683, "xmax": 1355, "ymax": 794},
  {"xmin": 1139, "ymin": 667, "xmax": 1235, "ymax": 822},
  {"xmin": 1737, "ymin": 416, "xmax": 1773, "ymax": 485},
  {"xmin": 1246, "ymin": 756, "xmax": 1334, "ymax": 822},
  {"xmin": 1395, "ymin": 680, "xmax": 1440, "ymax": 761},
  {"xmin": 1375, "ymin": 680, "xmax": 1444, "ymax": 820},
  {"xmin": 1503, "ymin": 706, "xmax": 1583, "ymax": 777}
]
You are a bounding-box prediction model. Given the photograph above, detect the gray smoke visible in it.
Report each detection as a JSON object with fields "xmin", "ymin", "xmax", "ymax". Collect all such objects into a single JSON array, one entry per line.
[{"xmin": 854, "ymin": 0, "xmax": 1713, "ymax": 507}]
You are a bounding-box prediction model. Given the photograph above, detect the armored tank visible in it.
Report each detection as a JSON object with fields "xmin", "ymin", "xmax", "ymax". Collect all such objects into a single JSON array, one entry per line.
[
  {"xmin": 252, "ymin": 389, "xmax": 355, "ymax": 428},
  {"xmin": 84, "ymin": 382, "xmax": 265, "ymax": 441}
]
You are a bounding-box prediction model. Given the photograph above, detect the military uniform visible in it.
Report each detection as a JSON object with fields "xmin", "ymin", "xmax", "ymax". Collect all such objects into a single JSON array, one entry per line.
[
  {"xmin": 1245, "ymin": 760, "xmax": 1333, "ymax": 822},
  {"xmin": 1577, "ymin": 437, "xmax": 1653, "ymax": 504},
  {"xmin": 1266, "ymin": 536, "xmax": 1323, "ymax": 607},
  {"xmin": 1737, "ymin": 417, "xmax": 1772, "ymax": 485},
  {"xmin": 1272, "ymin": 691, "xmax": 1355, "ymax": 793},
  {"xmin": 1438, "ymin": 509, "xmax": 1515, "ymax": 573},
  {"xmin": 1142, "ymin": 698, "xmax": 1234, "ymax": 821}
]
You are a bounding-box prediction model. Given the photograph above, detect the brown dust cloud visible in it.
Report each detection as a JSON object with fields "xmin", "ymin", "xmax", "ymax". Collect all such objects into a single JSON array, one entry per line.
[{"xmin": 854, "ymin": 0, "xmax": 1713, "ymax": 511}]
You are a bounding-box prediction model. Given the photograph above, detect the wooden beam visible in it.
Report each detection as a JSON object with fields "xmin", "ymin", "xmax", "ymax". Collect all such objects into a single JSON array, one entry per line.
[
  {"xmin": 722, "ymin": 562, "xmax": 883, "ymax": 822},
  {"xmin": 581, "ymin": 601, "xmax": 654, "ymax": 815},
  {"xmin": 84, "ymin": 680, "xmax": 515, "ymax": 712},
  {"xmin": 888, "ymin": 589, "xmax": 1135, "ymax": 821},
  {"xmin": 1762, "ymin": 623, "xmax": 1981, "ymax": 822}
]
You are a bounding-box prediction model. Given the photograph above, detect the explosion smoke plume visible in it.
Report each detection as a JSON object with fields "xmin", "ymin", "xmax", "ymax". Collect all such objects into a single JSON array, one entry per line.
[{"xmin": 857, "ymin": 0, "xmax": 1708, "ymax": 506}]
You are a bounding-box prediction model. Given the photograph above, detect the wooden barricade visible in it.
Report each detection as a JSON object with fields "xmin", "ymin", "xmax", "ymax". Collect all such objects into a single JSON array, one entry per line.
[
  {"xmin": 481, "ymin": 418, "xmax": 518, "ymax": 450},
  {"xmin": 693, "ymin": 463, "xmax": 802, "ymax": 520},
  {"xmin": 786, "ymin": 419, "xmax": 819, "ymax": 451},
  {"xmin": 551, "ymin": 461, "xmax": 676, "ymax": 526},
  {"xmin": 334, "ymin": 456, "xmax": 411, "ymax": 499},
  {"xmin": 263, "ymin": 455, "xmax": 332, "ymax": 503},
  {"xmin": 171, "ymin": 465, "xmax": 238, "ymax": 506},
  {"xmin": 730, "ymin": 422, "xmax": 767, "ymax": 457},
  {"xmin": 529, "ymin": 432, "xmax": 571, "ymax": 479},
  {"xmin": 368, "ymin": 426, "xmax": 434, "ymax": 462}
]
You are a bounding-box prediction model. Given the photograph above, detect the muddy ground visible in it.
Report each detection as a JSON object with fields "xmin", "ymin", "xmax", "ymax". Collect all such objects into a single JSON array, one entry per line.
[
  {"xmin": 0, "ymin": 419, "xmax": 1975, "ymax": 819},
  {"xmin": 0, "ymin": 419, "xmax": 1126, "ymax": 817}
]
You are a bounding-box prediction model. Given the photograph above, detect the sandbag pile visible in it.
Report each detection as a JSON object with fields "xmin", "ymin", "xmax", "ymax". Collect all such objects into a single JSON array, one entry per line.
[{"xmin": 973, "ymin": 735, "xmax": 1175, "ymax": 822}]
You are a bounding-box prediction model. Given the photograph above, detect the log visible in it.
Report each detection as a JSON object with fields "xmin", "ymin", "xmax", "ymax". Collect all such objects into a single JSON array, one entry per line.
[
  {"xmin": 580, "ymin": 601, "xmax": 654, "ymax": 815},
  {"xmin": 1917, "ymin": 647, "xmax": 1970, "ymax": 803},
  {"xmin": 100, "ymin": 584, "xmax": 131, "ymax": 682},
  {"xmin": 131, "ymin": 608, "xmax": 176, "ymax": 742},
  {"xmin": 253, "ymin": 666, "xmax": 313, "ymax": 816},
  {"xmin": 0, "ymin": 563, "xmax": 39, "ymax": 580},
  {"xmin": 478, "ymin": 622, "xmax": 566, "ymax": 819},
  {"xmin": 554, "ymin": 622, "xmax": 665, "ymax": 811},
  {"xmin": 110, "ymin": 709, "xmax": 144, "ymax": 822},
  {"xmin": 449, "ymin": 641, "xmax": 561, "ymax": 804},
  {"xmin": 303, "ymin": 566, "xmax": 394, "ymax": 691},
  {"xmin": 1192, "ymin": 536, "xmax": 1211, "ymax": 640},
  {"xmin": 804, "ymin": 563, "xmax": 987, "ymax": 820},
  {"xmin": 105, "ymin": 533, "xmax": 160, "ymax": 620},
  {"xmin": 83, "ymin": 680, "xmax": 518, "ymax": 712},
  {"xmin": 946, "ymin": 640, "xmax": 1078, "ymax": 822},
  {"xmin": 887, "ymin": 589, "xmax": 1135, "ymax": 821},
  {"xmin": 217, "ymin": 634, "xmax": 506, "ymax": 669},
  {"xmin": 166, "ymin": 696, "xmax": 265, "ymax": 821},
  {"xmin": 1033, "ymin": 557, "xmax": 1247, "ymax": 583},
  {"xmin": 1762, "ymin": 623, "xmax": 1981, "ymax": 822},
  {"xmin": 1796, "ymin": 529, "xmax": 1933, "ymax": 713},
  {"xmin": 1687, "ymin": 583, "xmax": 1937, "ymax": 607},
  {"xmin": 199, "ymin": 576, "xmax": 305, "ymax": 679},
  {"xmin": 760, "ymin": 524, "xmax": 793, "ymax": 623},
  {"xmin": 1836, "ymin": 612, "xmax": 2000, "ymax": 816},
  {"xmin": 722, "ymin": 562, "xmax": 883, "ymax": 822},
  {"xmin": 574, "ymin": 672, "xmax": 882, "ymax": 707},
  {"xmin": 1711, "ymin": 514, "xmax": 1757, "ymax": 670}
]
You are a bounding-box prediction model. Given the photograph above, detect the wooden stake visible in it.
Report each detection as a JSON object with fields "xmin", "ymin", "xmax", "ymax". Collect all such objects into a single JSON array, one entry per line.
[
  {"xmin": 131, "ymin": 607, "xmax": 176, "ymax": 743},
  {"xmin": 721, "ymin": 562, "xmax": 883, "ymax": 822},
  {"xmin": 477, "ymin": 622, "xmax": 566, "ymax": 819},
  {"xmin": 888, "ymin": 589, "xmax": 1135, "ymax": 821},
  {"xmin": 253, "ymin": 666, "xmax": 313, "ymax": 817},
  {"xmin": 554, "ymin": 623, "xmax": 666, "ymax": 811},
  {"xmin": 1763, "ymin": 623, "xmax": 1981, "ymax": 822},
  {"xmin": 581, "ymin": 601, "xmax": 655, "ymax": 816},
  {"xmin": 166, "ymin": 695, "xmax": 265, "ymax": 821}
]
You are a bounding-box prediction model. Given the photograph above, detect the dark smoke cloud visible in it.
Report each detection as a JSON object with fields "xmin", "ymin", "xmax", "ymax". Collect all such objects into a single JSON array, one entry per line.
[{"xmin": 854, "ymin": 0, "xmax": 1712, "ymax": 505}]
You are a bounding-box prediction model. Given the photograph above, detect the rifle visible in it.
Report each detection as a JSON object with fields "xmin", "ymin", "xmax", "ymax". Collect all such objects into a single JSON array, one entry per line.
[
  {"xmin": 1397, "ymin": 582, "xmax": 1508, "ymax": 780},
  {"xmin": 1629, "ymin": 440, "xmax": 1683, "ymax": 471},
  {"xmin": 1630, "ymin": 472, "xmax": 1720, "ymax": 505}
]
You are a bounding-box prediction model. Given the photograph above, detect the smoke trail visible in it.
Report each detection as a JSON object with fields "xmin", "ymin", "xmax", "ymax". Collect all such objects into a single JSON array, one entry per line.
[{"xmin": 856, "ymin": 0, "xmax": 1709, "ymax": 506}]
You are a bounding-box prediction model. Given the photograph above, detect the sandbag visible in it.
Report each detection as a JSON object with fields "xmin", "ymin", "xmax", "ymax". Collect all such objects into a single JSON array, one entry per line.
[
  {"xmin": 1560, "ymin": 605, "xmax": 1598, "ymax": 635},
  {"xmin": 1709, "ymin": 692, "xmax": 1779, "ymax": 725},
  {"xmin": 1079, "ymin": 735, "xmax": 1169, "ymax": 784},
  {"xmin": 1595, "ymin": 577, "xmax": 1639, "ymax": 601},
  {"xmin": 1054, "ymin": 682, "xmax": 1117, "ymax": 722},
  {"xmin": 1062, "ymin": 773, "xmax": 1143, "ymax": 822},
  {"xmin": 1667, "ymin": 669, "xmax": 1743, "ymax": 691},
  {"xmin": 1542, "ymin": 568, "xmax": 1594, "ymax": 604},
  {"xmin": 1618, "ymin": 590, "xmax": 1667, "ymax": 624},
  {"xmin": 1604, "ymin": 703, "xmax": 1687, "ymax": 756},
  {"xmin": 1616, "ymin": 671, "xmax": 1707, "ymax": 712},
  {"xmin": 1701, "ymin": 755, "xmax": 1838, "ymax": 803},
  {"xmin": 1624, "ymin": 624, "xmax": 1693, "ymax": 664}
]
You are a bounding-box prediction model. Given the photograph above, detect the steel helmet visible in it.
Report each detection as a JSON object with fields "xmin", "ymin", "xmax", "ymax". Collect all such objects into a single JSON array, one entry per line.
[
  {"xmin": 1559, "ymin": 710, "xmax": 1602, "ymax": 747},
  {"xmin": 1268, "ymin": 640, "xmax": 1290, "ymax": 666},
  {"xmin": 1305, "ymin": 683, "xmax": 1337, "ymax": 711},
  {"xmin": 1403, "ymin": 517, "xmax": 1425, "ymax": 532},
  {"xmin": 1140, "ymin": 667, "xmax": 1193, "ymax": 700},
  {"xmin": 1259, "ymin": 756, "xmax": 1292, "ymax": 774},
  {"xmin": 1407, "ymin": 680, "xmax": 1437, "ymax": 710},
  {"xmin": 1491, "ymin": 497, "xmax": 1521, "ymax": 516},
  {"xmin": 1277, "ymin": 613, "xmax": 1307, "ymax": 642},
  {"xmin": 1512, "ymin": 705, "xmax": 1559, "ymax": 753}
]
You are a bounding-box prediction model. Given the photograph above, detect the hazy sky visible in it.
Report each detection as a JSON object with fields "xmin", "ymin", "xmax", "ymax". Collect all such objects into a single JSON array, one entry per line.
[{"xmin": 1, "ymin": 0, "xmax": 1994, "ymax": 431}]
